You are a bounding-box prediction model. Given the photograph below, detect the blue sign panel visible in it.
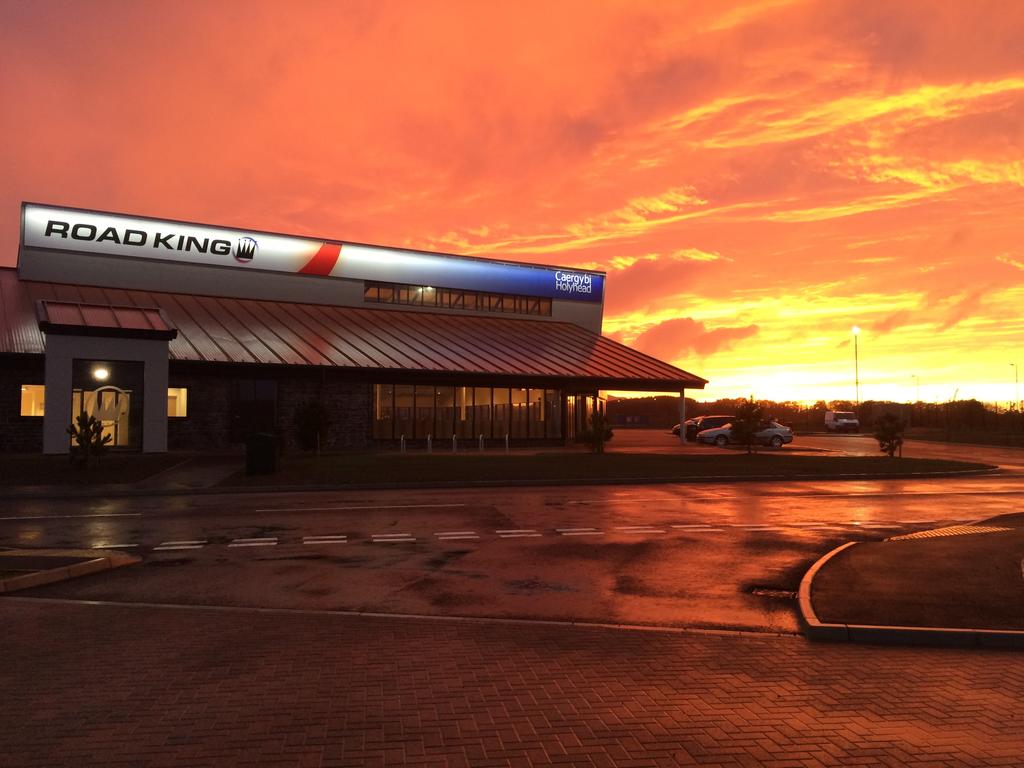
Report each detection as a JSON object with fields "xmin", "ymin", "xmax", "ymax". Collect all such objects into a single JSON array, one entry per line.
[{"xmin": 340, "ymin": 244, "xmax": 604, "ymax": 303}]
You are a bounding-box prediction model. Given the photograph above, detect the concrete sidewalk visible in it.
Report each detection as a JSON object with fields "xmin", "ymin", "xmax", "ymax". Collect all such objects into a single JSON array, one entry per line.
[{"xmin": 2, "ymin": 597, "xmax": 1023, "ymax": 767}]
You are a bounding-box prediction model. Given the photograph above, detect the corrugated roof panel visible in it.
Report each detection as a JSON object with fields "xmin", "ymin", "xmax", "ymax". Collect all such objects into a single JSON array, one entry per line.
[
  {"xmin": 272, "ymin": 303, "xmax": 368, "ymax": 368},
  {"xmin": 0, "ymin": 269, "xmax": 706, "ymax": 389}
]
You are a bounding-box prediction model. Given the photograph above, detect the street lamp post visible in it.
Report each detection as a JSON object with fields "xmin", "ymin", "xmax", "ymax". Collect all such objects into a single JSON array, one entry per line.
[
  {"xmin": 911, "ymin": 374, "xmax": 919, "ymax": 427},
  {"xmin": 1012, "ymin": 362, "xmax": 1020, "ymax": 411},
  {"xmin": 852, "ymin": 326, "xmax": 860, "ymax": 406}
]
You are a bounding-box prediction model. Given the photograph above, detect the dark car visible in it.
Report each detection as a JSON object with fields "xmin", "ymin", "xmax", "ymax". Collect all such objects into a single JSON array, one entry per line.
[{"xmin": 684, "ymin": 415, "xmax": 735, "ymax": 442}]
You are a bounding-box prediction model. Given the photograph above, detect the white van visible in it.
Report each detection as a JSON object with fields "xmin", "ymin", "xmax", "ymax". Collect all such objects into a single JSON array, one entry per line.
[{"xmin": 824, "ymin": 411, "xmax": 859, "ymax": 432}]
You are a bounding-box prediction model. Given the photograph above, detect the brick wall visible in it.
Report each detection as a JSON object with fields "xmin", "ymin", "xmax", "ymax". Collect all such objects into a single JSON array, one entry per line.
[
  {"xmin": 0, "ymin": 355, "xmax": 45, "ymax": 452},
  {"xmin": 166, "ymin": 369, "xmax": 233, "ymax": 451},
  {"xmin": 277, "ymin": 375, "xmax": 371, "ymax": 452},
  {"xmin": 166, "ymin": 365, "xmax": 371, "ymax": 453}
]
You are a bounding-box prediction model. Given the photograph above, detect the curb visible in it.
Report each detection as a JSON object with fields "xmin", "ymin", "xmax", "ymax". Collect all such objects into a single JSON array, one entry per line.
[
  {"xmin": 0, "ymin": 466, "xmax": 1000, "ymax": 501},
  {"xmin": 798, "ymin": 541, "xmax": 1024, "ymax": 649},
  {"xmin": 0, "ymin": 553, "xmax": 139, "ymax": 594}
]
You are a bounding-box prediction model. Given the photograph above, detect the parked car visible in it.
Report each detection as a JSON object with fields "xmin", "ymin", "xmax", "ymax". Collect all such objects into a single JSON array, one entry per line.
[
  {"xmin": 696, "ymin": 421, "xmax": 794, "ymax": 448},
  {"xmin": 824, "ymin": 410, "xmax": 859, "ymax": 432},
  {"xmin": 671, "ymin": 418, "xmax": 698, "ymax": 437},
  {"xmin": 685, "ymin": 415, "xmax": 735, "ymax": 442}
]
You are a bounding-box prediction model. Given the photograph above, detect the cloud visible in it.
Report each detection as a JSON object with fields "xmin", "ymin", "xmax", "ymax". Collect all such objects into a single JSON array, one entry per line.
[
  {"xmin": 997, "ymin": 254, "xmax": 1024, "ymax": 271},
  {"xmin": 631, "ymin": 317, "xmax": 759, "ymax": 360}
]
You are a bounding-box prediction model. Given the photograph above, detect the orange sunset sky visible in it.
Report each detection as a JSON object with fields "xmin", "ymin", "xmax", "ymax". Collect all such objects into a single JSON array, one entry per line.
[{"xmin": 1, "ymin": 1, "xmax": 1022, "ymax": 405}]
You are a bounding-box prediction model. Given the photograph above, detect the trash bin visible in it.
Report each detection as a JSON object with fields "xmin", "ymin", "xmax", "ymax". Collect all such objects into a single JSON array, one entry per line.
[{"xmin": 245, "ymin": 433, "xmax": 278, "ymax": 475}]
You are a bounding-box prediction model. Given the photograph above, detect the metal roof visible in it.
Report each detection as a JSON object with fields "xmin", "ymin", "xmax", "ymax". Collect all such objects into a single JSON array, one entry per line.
[
  {"xmin": 36, "ymin": 300, "xmax": 177, "ymax": 340},
  {"xmin": 0, "ymin": 268, "xmax": 705, "ymax": 390}
]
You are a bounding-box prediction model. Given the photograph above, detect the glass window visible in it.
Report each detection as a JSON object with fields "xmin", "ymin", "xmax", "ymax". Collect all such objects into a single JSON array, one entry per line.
[
  {"xmin": 364, "ymin": 284, "xmax": 380, "ymax": 302},
  {"xmin": 455, "ymin": 386, "xmax": 474, "ymax": 439},
  {"xmin": 511, "ymin": 387, "xmax": 529, "ymax": 438},
  {"xmin": 167, "ymin": 388, "xmax": 188, "ymax": 417},
  {"xmin": 395, "ymin": 384, "xmax": 415, "ymax": 439},
  {"xmin": 373, "ymin": 384, "xmax": 394, "ymax": 439},
  {"xmin": 434, "ymin": 386, "xmax": 454, "ymax": 439},
  {"xmin": 545, "ymin": 389, "xmax": 562, "ymax": 438},
  {"xmin": 414, "ymin": 385, "xmax": 434, "ymax": 438},
  {"xmin": 492, "ymin": 387, "xmax": 511, "ymax": 438},
  {"xmin": 473, "ymin": 386, "xmax": 492, "ymax": 439},
  {"xmin": 528, "ymin": 388, "xmax": 545, "ymax": 437},
  {"xmin": 20, "ymin": 384, "xmax": 45, "ymax": 416},
  {"xmin": 378, "ymin": 284, "xmax": 395, "ymax": 303}
]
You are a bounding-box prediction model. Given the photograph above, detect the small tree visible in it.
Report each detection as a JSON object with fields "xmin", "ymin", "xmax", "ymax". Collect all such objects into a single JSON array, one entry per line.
[
  {"xmin": 874, "ymin": 412, "xmax": 905, "ymax": 457},
  {"xmin": 730, "ymin": 398, "xmax": 767, "ymax": 455},
  {"xmin": 67, "ymin": 412, "xmax": 112, "ymax": 467},
  {"xmin": 581, "ymin": 410, "xmax": 614, "ymax": 454},
  {"xmin": 294, "ymin": 400, "xmax": 332, "ymax": 454}
]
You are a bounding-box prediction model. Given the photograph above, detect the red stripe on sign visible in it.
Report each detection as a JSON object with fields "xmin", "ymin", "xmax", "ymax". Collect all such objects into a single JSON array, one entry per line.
[{"xmin": 299, "ymin": 243, "xmax": 342, "ymax": 275}]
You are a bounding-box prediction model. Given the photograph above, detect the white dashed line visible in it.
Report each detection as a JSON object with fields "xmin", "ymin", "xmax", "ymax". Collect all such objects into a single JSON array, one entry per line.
[
  {"xmin": 436, "ymin": 532, "xmax": 480, "ymax": 541},
  {"xmin": 556, "ymin": 528, "xmax": 604, "ymax": 536},
  {"xmin": 91, "ymin": 543, "xmax": 138, "ymax": 549},
  {"xmin": 303, "ymin": 535, "xmax": 348, "ymax": 544},
  {"xmin": 228, "ymin": 537, "xmax": 278, "ymax": 547},
  {"xmin": 153, "ymin": 540, "xmax": 206, "ymax": 551},
  {"xmin": 614, "ymin": 526, "xmax": 666, "ymax": 534},
  {"xmin": 497, "ymin": 530, "xmax": 542, "ymax": 538},
  {"xmin": 372, "ymin": 533, "xmax": 416, "ymax": 543},
  {"xmin": 254, "ymin": 503, "xmax": 468, "ymax": 513}
]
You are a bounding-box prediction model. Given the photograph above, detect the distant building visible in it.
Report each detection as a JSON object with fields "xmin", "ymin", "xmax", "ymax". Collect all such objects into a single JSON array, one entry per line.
[{"xmin": 1, "ymin": 203, "xmax": 706, "ymax": 453}]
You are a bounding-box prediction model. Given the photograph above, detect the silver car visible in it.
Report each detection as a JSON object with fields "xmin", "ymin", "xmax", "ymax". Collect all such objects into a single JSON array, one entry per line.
[{"xmin": 696, "ymin": 421, "xmax": 794, "ymax": 448}]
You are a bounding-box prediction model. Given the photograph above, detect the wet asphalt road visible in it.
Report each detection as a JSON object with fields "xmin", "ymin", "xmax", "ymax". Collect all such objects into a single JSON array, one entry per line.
[{"xmin": 3, "ymin": 433, "xmax": 1022, "ymax": 634}]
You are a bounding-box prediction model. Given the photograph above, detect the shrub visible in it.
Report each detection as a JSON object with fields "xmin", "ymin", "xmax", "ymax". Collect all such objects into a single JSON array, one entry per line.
[
  {"xmin": 294, "ymin": 400, "xmax": 332, "ymax": 453},
  {"xmin": 581, "ymin": 411, "xmax": 614, "ymax": 454},
  {"xmin": 874, "ymin": 412, "xmax": 906, "ymax": 457},
  {"xmin": 66, "ymin": 412, "xmax": 112, "ymax": 467},
  {"xmin": 730, "ymin": 398, "xmax": 767, "ymax": 454}
]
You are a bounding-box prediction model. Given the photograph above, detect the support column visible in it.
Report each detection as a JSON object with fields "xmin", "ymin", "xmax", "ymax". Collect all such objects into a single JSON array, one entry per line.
[{"xmin": 678, "ymin": 389, "xmax": 686, "ymax": 444}]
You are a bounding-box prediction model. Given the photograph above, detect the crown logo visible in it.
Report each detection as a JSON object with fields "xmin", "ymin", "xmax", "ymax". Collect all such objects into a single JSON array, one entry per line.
[{"xmin": 235, "ymin": 236, "xmax": 258, "ymax": 262}]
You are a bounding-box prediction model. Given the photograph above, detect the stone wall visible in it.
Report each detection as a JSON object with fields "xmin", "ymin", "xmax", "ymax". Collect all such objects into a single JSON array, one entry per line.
[{"xmin": 0, "ymin": 355, "xmax": 45, "ymax": 452}]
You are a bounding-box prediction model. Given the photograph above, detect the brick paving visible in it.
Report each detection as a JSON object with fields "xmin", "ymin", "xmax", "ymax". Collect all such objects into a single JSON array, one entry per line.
[{"xmin": 1, "ymin": 599, "xmax": 1023, "ymax": 767}]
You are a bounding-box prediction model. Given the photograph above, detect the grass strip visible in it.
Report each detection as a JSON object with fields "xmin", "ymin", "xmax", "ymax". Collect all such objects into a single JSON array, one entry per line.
[{"xmin": 223, "ymin": 452, "xmax": 993, "ymax": 487}]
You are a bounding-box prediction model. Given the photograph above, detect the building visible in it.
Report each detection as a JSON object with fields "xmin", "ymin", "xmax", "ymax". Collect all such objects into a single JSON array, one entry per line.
[{"xmin": 0, "ymin": 203, "xmax": 706, "ymax": 454}]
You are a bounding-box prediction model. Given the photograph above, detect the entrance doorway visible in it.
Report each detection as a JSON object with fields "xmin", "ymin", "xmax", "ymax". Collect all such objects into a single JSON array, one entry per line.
[{"xmin": 71, "ymin": 360, "xmax": 144, "ymax": 449}]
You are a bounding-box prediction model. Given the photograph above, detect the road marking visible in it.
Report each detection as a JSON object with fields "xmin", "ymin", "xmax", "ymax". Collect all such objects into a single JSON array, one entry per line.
[
  {"xmin": 497, "ymin": 529, "xmax": 542, "ymax": 538},
  {"xmin": 614, "ymin": 526, "xmax": 666, "ymax": 534},
  {"xmin": 372, "ymin": 533, "xmax": 416, "ymax": 543},
  {"xmin": 0, "ymin": 513, "xmax": 142, "ymax": 521},
  {"xmin": 254, "ymin": 503, "xmax": 468, "ymax": 513},
  {"xmin": 436, "ymin": 532, "xmax": 480, "ymax": 540},
  {"xmin": 303, "ymin": 535, "xmax": 348, "ymax": 544},
  {"xmin": 671, "ymin": 524, "xmax": 717, "ymax": 529},
  {"xmin": 153, "ymin": 540, "xmax": 206, "ymax": 551},
  {"xmin": 556, "ymin": 528, "xmax": 603, "ymax": 536},
  {"xmin": 228, "ymin": 537, "xmax": 278, "ymax": 547},
  {"xmin": 91, "ymin": 543, "xmax": 138, "ymax": 549}
]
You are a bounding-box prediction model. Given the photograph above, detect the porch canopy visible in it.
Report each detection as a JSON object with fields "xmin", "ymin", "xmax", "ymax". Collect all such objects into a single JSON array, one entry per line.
[{"xmin": 0, "ymin": 268, "xmax": 706, "ymax": 392}]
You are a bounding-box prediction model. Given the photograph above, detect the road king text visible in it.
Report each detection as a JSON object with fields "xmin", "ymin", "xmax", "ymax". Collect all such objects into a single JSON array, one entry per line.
[{"xmin": 44, "ymin": 220, "xmax": 234, "ymax": 255}]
